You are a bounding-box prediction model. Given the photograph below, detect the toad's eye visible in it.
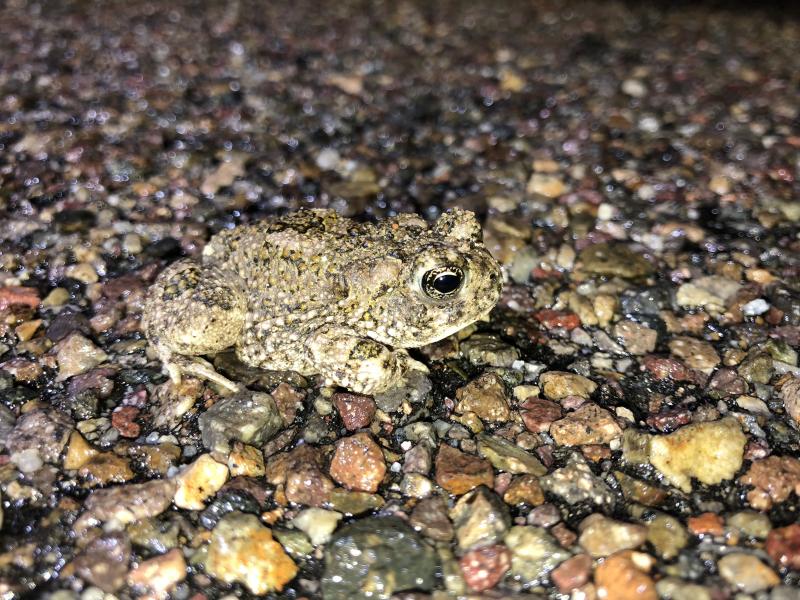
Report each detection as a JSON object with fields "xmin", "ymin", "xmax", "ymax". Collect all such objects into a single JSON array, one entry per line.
[{"xmin": 421, "ymin": 266, "xmax": 464, "ymax": 299}]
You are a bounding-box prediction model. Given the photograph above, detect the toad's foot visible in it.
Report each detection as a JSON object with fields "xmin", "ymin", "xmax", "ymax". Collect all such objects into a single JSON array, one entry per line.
[{"xmin": 164, "ymin": 355, "xmax": 241, "ymax": 395}]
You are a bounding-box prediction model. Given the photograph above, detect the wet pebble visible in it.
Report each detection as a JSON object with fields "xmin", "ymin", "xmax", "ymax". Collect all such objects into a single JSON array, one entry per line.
[
  {"xmin": 204, "ymin": 512, "xmax": 297, "ymax": 594},
  {"xmin": 578, "ymin": 514, "xmax": 647, "ymax": 557},
  {"xmin": 198, "ymin": 391, "xmax": 283, "ymax": 454},
  {"xmin": 648, "ymin": 417, "xmax": 746, "ymax": 492},
  {"xmin": 718, "ymin": 553, "xmax": 779, "ymax": 593},
  {"xmin": 322, "ymin": 517, "xmax": 437, "ymax": 600},
  {"xmin": 451, "ymin": 486, "xmax": 511, "ymax": 551},
  {"xmin": 173, "ymin": 453, "xmax": 229, "ymax": 510},
  {"xmin": 55, "ymin": 334, "xmax": 108, "ymax": 381},
  {"xmin": 329, "ymin": 432, "xmax": 386, "ymax": 493},
  {"xmin": 435, "ymin": 443, "xmax": 494, "ymax": 495},
  {"xmin": 504, "ymin": 525, "xmax": 571, "ymax": 584}
]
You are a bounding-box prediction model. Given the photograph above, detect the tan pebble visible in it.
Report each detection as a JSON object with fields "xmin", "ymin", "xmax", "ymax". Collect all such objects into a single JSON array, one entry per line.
[
  {"xmin": 64, "ymin": 431, "xmax": 99, "ymax": 470},
  {"xmin": 173, "ymin": 454, "xmax": 229, "ymax": 510},
  {"xmin": 127, "ymin": 548, "xmax": 187, "ymax": 599},
  {"xmin": 228, "ymin": 443, "xmax": 266, "ymax": 478}
]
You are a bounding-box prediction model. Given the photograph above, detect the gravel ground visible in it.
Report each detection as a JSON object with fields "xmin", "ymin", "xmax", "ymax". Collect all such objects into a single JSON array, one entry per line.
[{"xmin": 1, "ymin": 0, "xmax": 800, "ymax": 599}]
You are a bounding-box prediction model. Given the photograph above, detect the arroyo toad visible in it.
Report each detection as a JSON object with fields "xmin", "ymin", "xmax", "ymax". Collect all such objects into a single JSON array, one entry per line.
[{"xmin": 142, "ymin": 208, "xmax": 503, "ymax": 394}]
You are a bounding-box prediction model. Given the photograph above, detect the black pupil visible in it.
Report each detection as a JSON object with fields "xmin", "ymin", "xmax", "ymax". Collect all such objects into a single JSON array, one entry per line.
[{"xmin": 433, "ymin": 272, "xmax": 461, "ymax": 294}]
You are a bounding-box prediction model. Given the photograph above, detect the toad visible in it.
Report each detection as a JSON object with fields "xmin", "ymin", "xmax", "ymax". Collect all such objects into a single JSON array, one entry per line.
[{"xmin": 142, "ymin": 208, "xmax": 503, "ymax": 394}]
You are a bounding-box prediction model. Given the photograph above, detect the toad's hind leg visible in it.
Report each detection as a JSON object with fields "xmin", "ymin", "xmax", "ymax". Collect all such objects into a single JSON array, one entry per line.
[{"xmin": 142, "ymin": 260, "xmax": 247, "ymax": 393}]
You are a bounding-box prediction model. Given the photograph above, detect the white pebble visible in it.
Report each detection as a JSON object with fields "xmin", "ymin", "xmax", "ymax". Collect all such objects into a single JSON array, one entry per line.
[
  {"xmin": 11, "ymin": 448, "xmax": 44, "ymax": 473},
  {"xmin": 742, "ymin": 298, "xmax": 769, "ymax": 316},
  {"xmin": 622, "ymin": 78, "xmax": 647, "ymax": 98},
  {"xmin": 315, "ymin": 148, "xmax": 341, "ymax": 171}
]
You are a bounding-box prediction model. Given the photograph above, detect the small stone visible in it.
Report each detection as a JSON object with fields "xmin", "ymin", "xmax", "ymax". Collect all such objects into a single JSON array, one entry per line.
[
  {"xmin": 539, "ymin": 371, "xmax": 597, "ymax": 401},
  {"xmin": 227, "ymin": 442, "xmax": 266, "ymax": 478},
  {"xmin": 459, "ymin": 544, "xmax": 511, "ymax": 592},
  {"xmin": 646, "ymin": 513, "xmax": 688, "ymax": 560},
  {"xmin": 55, "ymin": 334, "xmax": 108, "ymax": 381},
  {"xmin": 435, "ymin": 443, "xmax": 494, "ymax": 495},
  {"xmin": 460, "ymin": 334, "xmax": 520, "ymax": 367},
  {"xmin": 718, "ymin": 553, "xmax": 779, "ymax": 593},
  {"xmin": 15, "ymin": 319, "xmax": 41, "ymax": 342},
  {"xmin": 6, "ymin": 409, "xmax": 73, "ymax": 464},
  {"xmin": 780, "ymin": 376, "xmax": 800, "ymax": 428},
  {"xmin": 709, "ymin": 174, "xmax": 732, "ymax": 195},
  {"xmin": 198, "ymin": 488, "xmax": 262, "ymax": 529},
  {"xmin": 410, "ymin": 496, "xmax": 454, "ymax": 542},
  {"xmin": 687, "ymin": 512, "xmax": 724, "ymax": 537},
  {"xmin": 129, "ymin": 443, "xmax": 181, "ymax": 476},
  {"xmin": 271, "ymin": 382, "xmax": 305, "ymax": 424},
  {"xmin": 64, "ymin": 431, "xmax": 98, "ymax": 470},
  {"xmin": 766, "ymin": 524, "xmax": 800, "ymax": 570},
  {"xmin": 577, "ymin": 242, "xmax": 653, "ymax": 279},
  {"xmin": 676, "ymin": 276, "xmax": 741, "ymax": 312},
  {"xmin": 0, "ymin": 357, "xmax": 42, "ymax": 383},
  {"xmin": 540, "ymin": 452, "xmax": 615, "ymax": 508},
  {"xmin": 0, "ymin": 285, "xmax": 40, "ymax": 309},
  {"xmin": 477, "ymin": 433, "xmax": 546, "ymax": 475},
  {"xmin": 322, "ymin": 517, "xmax": 437, "ymax": 600},
  {"xmin": 79, "ymin": 452, "xmax": 135, "ymax": 487},
  {"xmin": 400, "ymin": 472, "xmax": 434, "ymax": 498},
  {"xmin": 728, "ymin": 511, "xmax": 772, "ymax": 540},
  {"xmin": 74, "ymin": 479, "xmax": 176, "ymax": 532},
  {"xmin": 111, "ymin": 406, "xmax": 140, "ymax": 438},
  {"xmin": 455, "ymin": 372, "xmax": 512, "ymax": 422},
  {"xmin": 329, "ymin": 432, "xmax": 386, "ymax": 493},
  {"xmin": 550, "ymin": 403, "xmax": 622, "ymax": 446},
  {"xmin": 315, "ymin": 148, "xmax": 341, "ymax": 170},
  {"xmin": 42, "ymin": 287, "xmax": 69, "ymax": 307},
  {"xmin": 403, "ymin": 443, "xmax": 432, "ymax": 474},
  {"xmin": 551, "ymin": 554, "xmax": 592, "ymax": 593},
  {"xmin": 73, "ymin": 532, "xmax": 131, "ymax": 593},
  {"xmin": 503, "ymin": 474, "xmax": 545, "ymax": 506},
  {"xmin": 451, "ymin": 486, "xmax": 511, "ymax": 551},
  {"xmin": 10, "ymin": 447, "xmax": 43, "ymax": 473},
  {"xmin": 198, "ymin": 391, "xmax": 283, "ymax": 454},
  {"xmin": 200, "ymin": 153, "xmax": 248, "ymax": 195},
  {"xmin": 332, "ymin": 392, "xmax": 376, "ymax": 430},
  {"xmin": 578, "ymin": 514, "xmax": 647, "ymax": 557},
  {"xmin": 656, "ymin": 577, "xmax": 713, "ymax": 600},
  {"xmin": 614, "ymin": 320, "xmax": 658, "ymax": 355},
  {"xmin": 527, "ymin": 173, "xmax": 568, "ymax": 198},
  {"xmin": 127, "ymin": 548, "xmax": 186, "ymax": 599},
  {"xmin": 65, "ymin": 263, "xmax": 99, "ymax": 284},
  {"xmin": 668, "ymin": 336, "xmax": 720, "ymax": 373},
  {"xmin": 205, "ymin": 512, "xmax": 298, "ymax": 594},
  {"xmin": 519, "ymin": 397, "xmax": 561, "ymax": 433},
  {"xmin": 173, "ymin": 453, "xmax": 229, "ymax": 510},
  {"xmin": 535, "ymin": 309, "xmax": 581, "ymax": 330},
  {"xmin": 740, "ymin": 455, "xmax": 800, "ymax": 510},
  {"xmin": 649, "ymin": 417, "xmax": 746, "ymax": 493},
  {"xmin": 292, "ymin": 508, "xmax": 343, "ymax": 546},
  {"xmin": 595, "ymin": 552, "xmax": 657, "ymax": 600},
  {"xmin": 614, "ymin": 471, "xmax": 667, "ymax": 506},
  {"xmin": 594, "ymin": 294, "xmax": 617, "ymax": 327},
  {"xmin": 504, "ymin": 525, "xmax": 571, "ymax": 583},
  {"xmin": 738, "ymin": 350, "xmax": 774, "ymax": 384},
  {"xmin": 622, "ymin": 78, "xmax": 647, "ymax": 97}
]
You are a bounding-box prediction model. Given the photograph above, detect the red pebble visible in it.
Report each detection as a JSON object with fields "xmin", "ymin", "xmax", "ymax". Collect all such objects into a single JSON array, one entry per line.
[
  {"xmin": 459, "ymin": 544, "xmax": 511, "ymax": 592},
  {"xmin": 767, "ymin": 524, "xmax": 800, "ymax": 570},
  {"xmin": 534, "ymin": 309, "xmax": 581, "ymax": 331},
  {"xmin": 111, "ymin": 406, "xmax": 141, "ymax": 438}
]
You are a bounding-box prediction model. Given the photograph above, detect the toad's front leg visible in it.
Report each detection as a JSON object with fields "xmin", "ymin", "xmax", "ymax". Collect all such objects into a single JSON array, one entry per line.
[{"xmin": 307, "ymin": 327, "xmax": 428, "ymax": 395}]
